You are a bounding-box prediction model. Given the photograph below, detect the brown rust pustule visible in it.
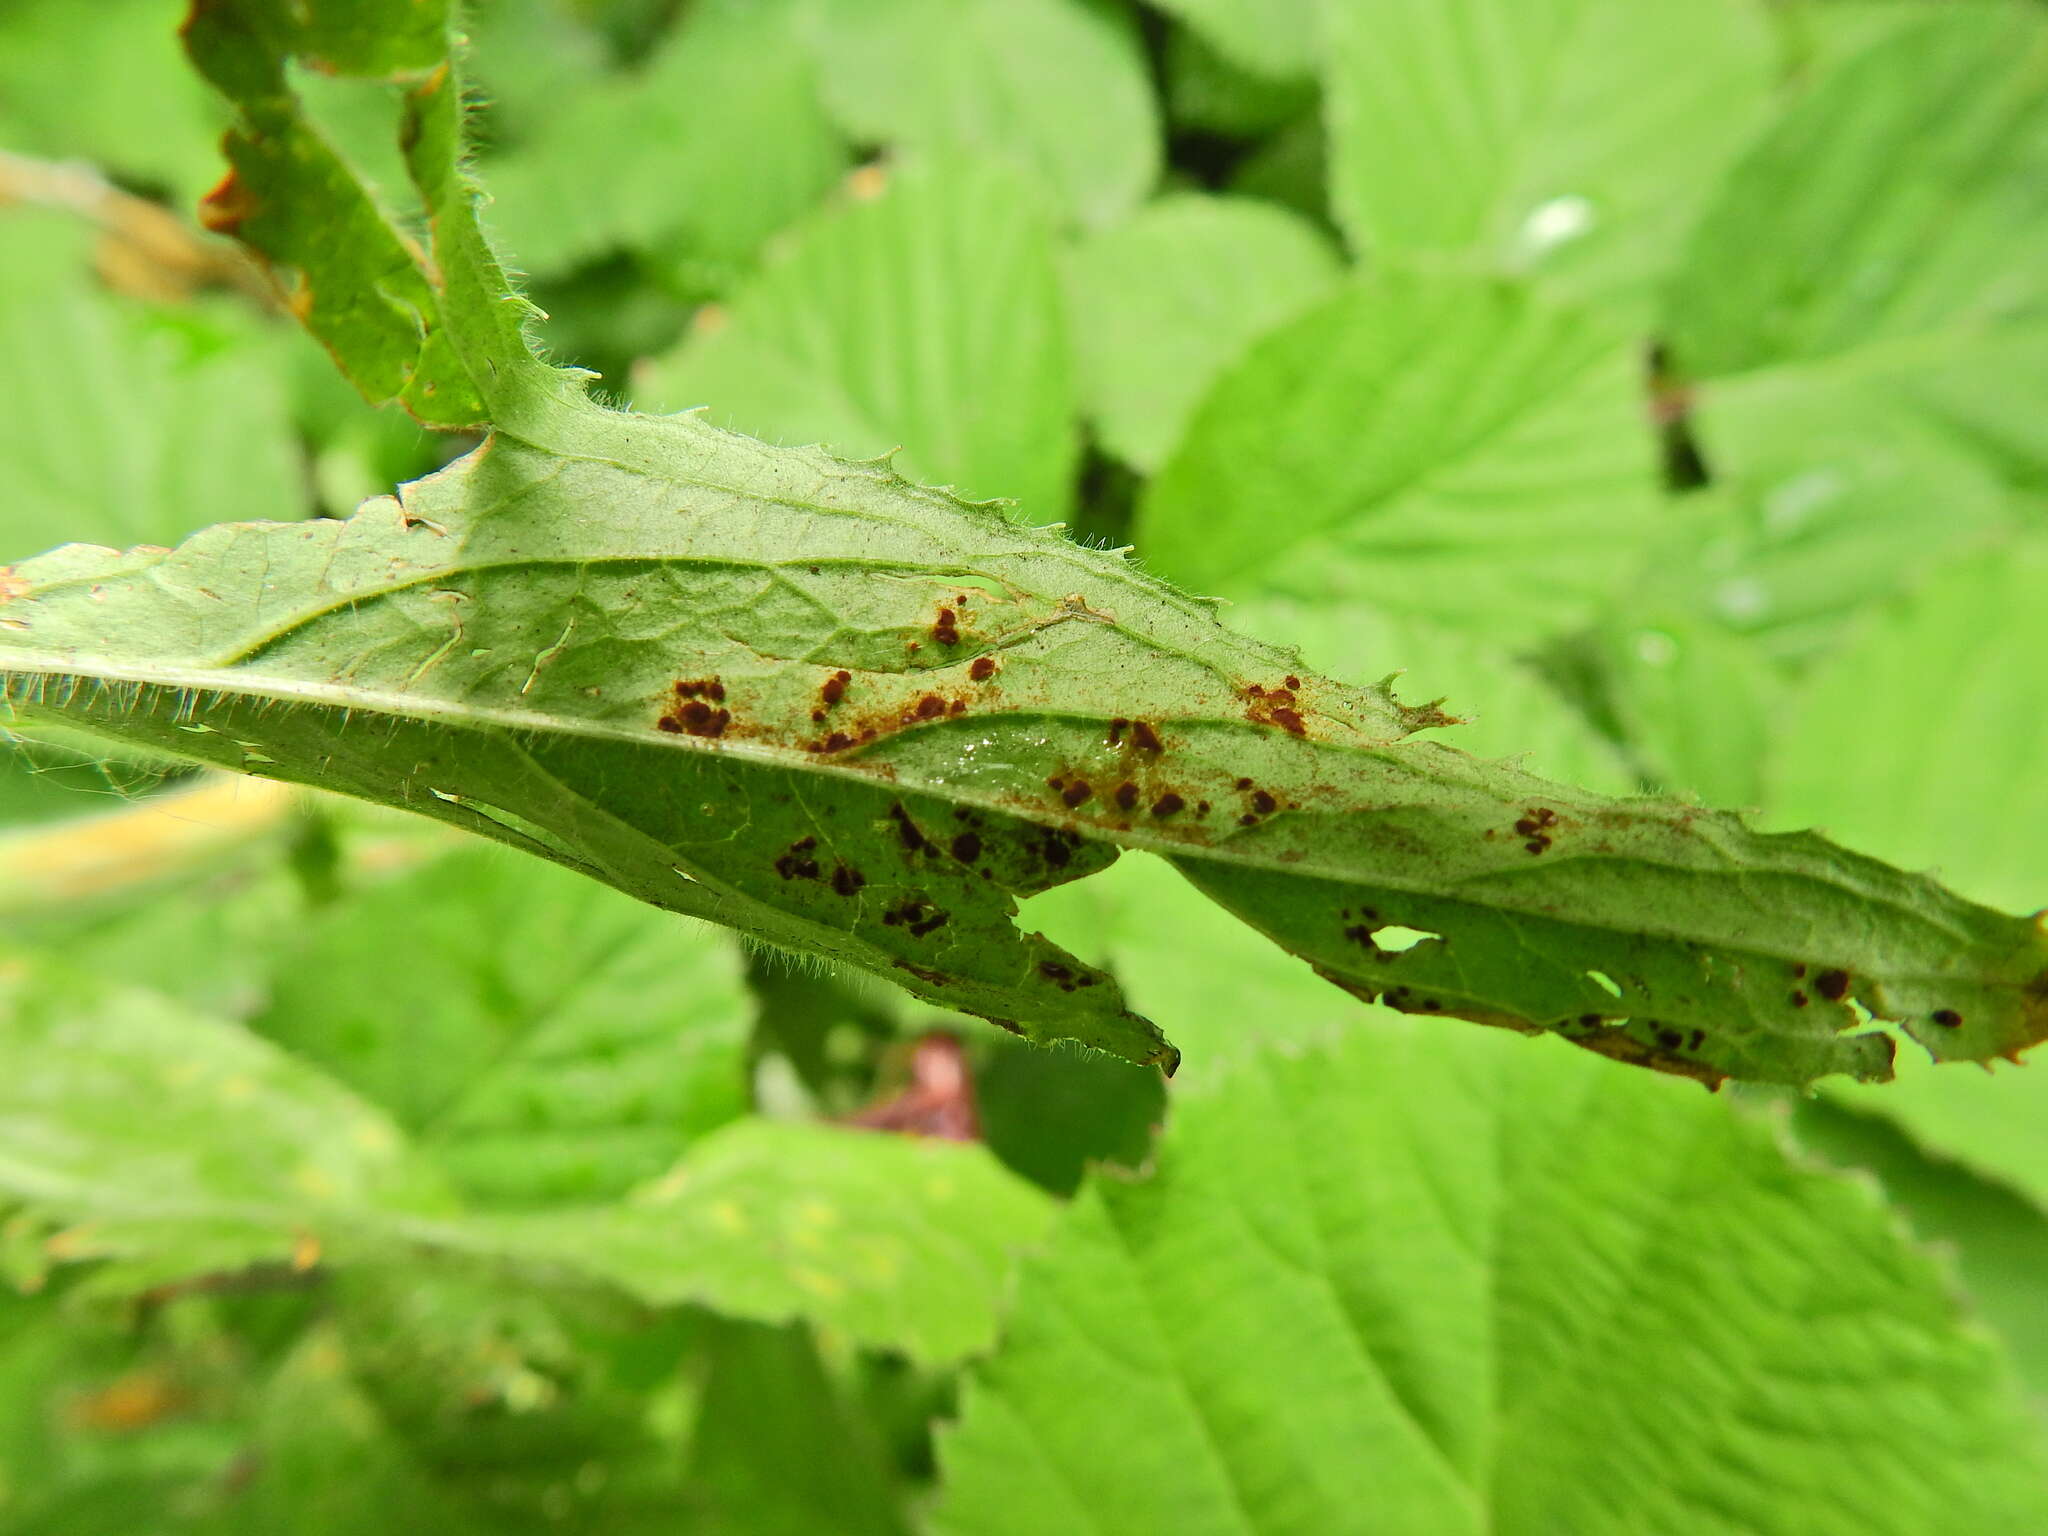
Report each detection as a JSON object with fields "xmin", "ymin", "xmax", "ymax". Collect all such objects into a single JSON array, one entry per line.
[
  {"xmin": 658, "ymin": 677, "xmax": 733, "ymax": 737},
  {"xmin": 1244, "ymin": 681, "xmax": 1308, "ymax": 735}
]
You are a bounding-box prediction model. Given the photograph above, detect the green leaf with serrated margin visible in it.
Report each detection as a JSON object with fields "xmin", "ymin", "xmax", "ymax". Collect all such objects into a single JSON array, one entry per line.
[
  {"xmin": 933, "ymin": 1021, "xmax": 2048, "ymax": 1534},
  {"xmin": 1137, "ymin": 271, "xmax": 1659, "ymax": 644},
  {"xmin": 3, "ymin": 0, "xmax": 2045, "ymax": 1087}
]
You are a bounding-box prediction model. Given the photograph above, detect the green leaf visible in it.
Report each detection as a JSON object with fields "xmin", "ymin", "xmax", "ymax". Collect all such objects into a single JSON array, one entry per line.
[
  {"xmin": 1668, "ymin": 6, "xmax": 2048, "ymax": 381},
  {"xmin": 1768, "ymin": 537, "xmax": 2048, "ymax": 922},
  {"xmin": 251, "ymin": 845, "xmax": 752, "ymax": 1208},
  {"xmin": 933, "ymin": 1021, "xmax": 2048, "ymax": 1533},
  {"xmin": 1594, "ymin": 607, "xmax": 1783, "ymax": 808},
  {"xmin": 1323, "ymin": 0, "xmax": 1777, "ymax": 305},
  {"xmin": 482, "ymin": 0, "xmax": 848, "ymax": 287},
  {"xmin": 800, "ymin": 0, "xmax": 1160, "ymax": 231},
  {"xmin": 1767, "ymin": 537, "xmax": 2048, "ymax": 1212},
  {"xmin": 681, "ymin": 1318, "xmax": 910, "ymax": 1536},
  {"xmin": 1136, "ymin": 271, "xmax": 1659, "ymax": 644},
  {"xmin": 0, "ymin": 951, "xmax": 1052, "ymax": 1362},
  {"xmin": 179, "ymin": 0, "xmax": 572, "ymax": 426},
  {"xmin": 0, "ymin": 948, "xmax": 456, "ymax": 1277},
  {"xmin": 1149, "ymin": 0, "xmax": 1317, "ymax": 82},
  {"xmin": 0, "ymin": 0, "xmax": 224, "ymax": 203},
  {"xmin": 0, "ymin": 210, "xmax": 304, "ymax": 557},
  {"xmin": 13, "ymin": 414, "xmax": 2048, "ymax": 1084},
  {"xmin": 1792, "ymin": 1097, "xmax": 2048, "ymax": 1408},
  {"xmin": 639, "ymin": 153, "xmax": 1077, "ymax": 518},
  {"xmin": 1062, "ymin": 193, "xmax": 1341, "ymax": 473},
  {"xmin": 13, "ymin": 0, "xmax": 2046, "ymax": 1090}
]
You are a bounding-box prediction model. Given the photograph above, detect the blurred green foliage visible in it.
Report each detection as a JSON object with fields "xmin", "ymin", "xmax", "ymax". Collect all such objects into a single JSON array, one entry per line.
[{"xmin": 2, "ymin": 0, "xmax": 2046, "ymax": 1530}]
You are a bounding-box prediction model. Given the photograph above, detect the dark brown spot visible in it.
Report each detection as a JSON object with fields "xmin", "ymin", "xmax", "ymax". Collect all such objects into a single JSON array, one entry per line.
[
  {"xmin": 1130, "ymin": 721, "xmax": 1163, "ymax": 753},
  {"xmin": 1196, "ymin": 801, "xmax": 1210, "ymax": 815},
  {"xmin": 887, "ymin": 803, "xmax": 938, "ymax": 855},
  {"xmin": 820, "ymin": 731, "xmax": 853, "ymax": 753},
  {"xmin": 1420, "ymin": 999, "xmax": 1441, "ymax": 1012},
  {"xmin": 821, "ymin": 670, "xmax": 851, "ymax": 706},
  {"xmin": 1344, "ymin": 925, "xmax": 1374, "ymax": 946},
  {"xmin": 1688, "ymin": 1029, "xmax": 1705, "ymax": 1050},
  {"xmin": 933, "ymin": 607, "xmax": 960, "ymax": 646},
  {"xmin": 1285, "ymin": 675, "xmax": 1301, "ymax": 689},
  {"xmin": 1932, "ymin": 1009, "xmax": 1964, "ymax": 1028},
  {"xmin": 1578, "ymin": 1014, "xmax": 1602, "ymax": 1027},
  {"xmin": 1524, "ymin": 835, "xmax": 1551, "ymax": 855},
  {"xmin": 950, "ymin": 832, "xmax": 982, "ymax": 863},
  {"xmin": 1151, "ymin": 792, "xmax": 1185, "ymax": 817},
  {"xmin": 1114, "ymin": 781, "xmax": 1139, "ymax": 812},
  {"xmin": 1791, "ymin": 963, "xmax": 1807, "ymax": 979},
  {"xmin": 1238, "ymin": 813, "xmax": 1258, "ymax": 826},
  {"xmin": 1235, "ymin": 778, "xmax": 1254, "ymax": 791},
  {"xmin": 811, "ymin": 709, "xmax": 827, "ymax": 722},
  {"xmin": 1250, "ymin": 790, "xmax": 1277, "ymax": 816},
  {"xmin": 1038, "ymin": 960, "xmax": 1076, "ymax": 992},
  {"xmin": 656, "ymin": 717, "xmax": 684, "ymax": 734},
  {"xmin": 970, "ymin": 655, "xmax": 998, "ymax": 681},
  {"xmin": 1062, "ymin": 781, "xmax": 1093, "ymax": 809},
  {"xmin": 908, "ymin": 911, "xmax": 948, "ymax": 938},
  {"xmin": 1269, "ymin": 708, "xmax": 1306, "ymax": 735},
  {"xmin": 1655, "ymin": 1028, "xmax": 1683, "ymax": 1050},
  {"xmin": 674, "ymin": 678, "xmax": 726, "ymax": 702},
  {"xmin": 667, "ymin": 698, "xmax": 730, "ymax": 737},
  {"xmin": 1790, "ymin": 990, "xmax": 1809, "ymax": 1008},
  {"xmin": 830, "ymin": 863, "xmax": 866, "ymax": 896},
  {"xmin": 775, "ymin": 837, "xmax": 822, "ymax": 881},
  {"xmin": 1107, "ymin": 718, "xmax": 1127, "ymax": 745},
  {"xmin": 1034, "ymin": 828, "xmax": 1078, "ymax": 868},
  {"xmin": 1815, "ymin": 968, "xmax": 1851, "ymax": 1002},
  {"xmin": 913, "ymin": 693, "xmax": 946, "ymax": 720}
]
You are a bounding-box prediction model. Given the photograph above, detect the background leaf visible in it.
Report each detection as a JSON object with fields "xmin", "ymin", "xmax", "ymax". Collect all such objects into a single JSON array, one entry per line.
[
  {"xmin": 1137, "ymin": 271, "xmax": 1659, "ymax": 643},
  {"xmin": 1062, "ymin": 193, "xmax": 1341, "ymax": 473},
  {"xmin": 482, "ymin": 0, "xmax": 848, "ymax": 295},
  {"xmin": 934, "ymin": 1017, "xmax": 2048, "ymax": 1534},
  {"xmin": 640, "ymin": 154, "xmax": 1076, "ymax": 518},
  {"xmin": 1323, "ymin": 0, "xmax": 1777, "ymax": 306},
  {"xmin": 800, "ymin": 0, "xmax": 1159, "ymax": 231}
]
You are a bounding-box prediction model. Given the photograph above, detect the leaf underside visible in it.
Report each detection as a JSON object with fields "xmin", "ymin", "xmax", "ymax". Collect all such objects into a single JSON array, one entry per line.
[{"xmin": 2, "ymin": 0, "xmax": 2044, "ymax": 1089}]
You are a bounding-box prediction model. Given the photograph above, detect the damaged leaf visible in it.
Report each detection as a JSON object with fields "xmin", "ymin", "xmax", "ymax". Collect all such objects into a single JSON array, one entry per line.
[{"xmin": 2, "ymin": 0, "xmax": 2045, "ymax": 1087}]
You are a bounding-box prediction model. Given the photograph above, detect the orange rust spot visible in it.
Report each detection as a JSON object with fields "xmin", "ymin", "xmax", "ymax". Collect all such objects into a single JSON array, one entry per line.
[
  {"xmin": 0, "ymin": 568, "xmax": 28, "ymax": 603},
  {"xmin": 197, "ymin": 169, "xmax": 258, "ymax": 237}
]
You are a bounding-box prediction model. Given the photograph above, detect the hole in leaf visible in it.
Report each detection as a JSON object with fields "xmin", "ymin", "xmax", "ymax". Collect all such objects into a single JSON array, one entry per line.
[{"xmin": 1372, "ymin": 925, "xmax": 1438, "ymax": 953}]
